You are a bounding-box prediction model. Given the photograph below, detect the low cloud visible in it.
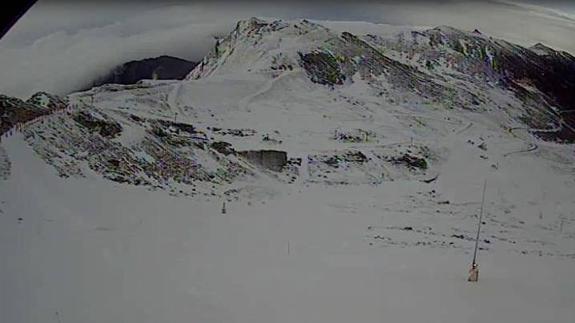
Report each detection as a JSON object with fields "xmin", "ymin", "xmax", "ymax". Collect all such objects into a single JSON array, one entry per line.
[{"xmin": 1, "ymin": 0, "xmax": 574, "ymax": 99}]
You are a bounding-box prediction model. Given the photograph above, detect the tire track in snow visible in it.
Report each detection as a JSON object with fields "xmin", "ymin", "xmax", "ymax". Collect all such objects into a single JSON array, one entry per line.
[
  {"xmin": 455, "ymin": 122, "xmax": 473, "ymax": 135},
  {"xmin": 0, "ymin": 145, "xmax": 11, "ymax": 181},
  {"xmin": 503, "ymin": 142, "xmax": 538, "ymax": 157},
  {"xmin": 238, "ymin": 69, "xmax": 302, "ymax": 112},
  {"xmin": 167, "ymin": 82, "xmax": 186, "ymax": 121},
  {"xmin": 0, "ymin": 143, "xmax": 9, "ymax": 216},
  {"xmin": 505, "ymin": 128, "xmax": 539, "ymax": 157}
]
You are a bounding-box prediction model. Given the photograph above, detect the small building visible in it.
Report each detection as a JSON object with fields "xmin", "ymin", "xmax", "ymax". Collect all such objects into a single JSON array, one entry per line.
[{"xmin": 238, "ymin": 150, "xmax": 287, "ymax": 171}]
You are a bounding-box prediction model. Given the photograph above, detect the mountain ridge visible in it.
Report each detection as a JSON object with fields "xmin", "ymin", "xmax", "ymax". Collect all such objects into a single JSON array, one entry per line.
[{"xmin": 87, "ymin": 55, "xmax": 198, "ymax": 90}]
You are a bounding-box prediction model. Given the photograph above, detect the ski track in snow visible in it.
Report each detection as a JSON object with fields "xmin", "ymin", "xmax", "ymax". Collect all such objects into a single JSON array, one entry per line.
[
  {"xmin": 238, "ymin": 69, "xmax": 302, "ymax": 112},
  {"xmin": 167, "ymin": 81, "xmax": 187, "ymax": 120},
  {"xmin": 0, "ymin": 144, "xmax": 10, "ymax": 180},
  {"xmin": 504, "ymin": 128, "xmax": 539, "ymax": 157}
]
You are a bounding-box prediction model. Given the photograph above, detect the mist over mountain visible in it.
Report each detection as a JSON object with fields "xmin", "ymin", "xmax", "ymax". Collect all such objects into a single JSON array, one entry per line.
[{"xmin": 1, "ymin": 1, "xmax": 575, "ymax": 99}]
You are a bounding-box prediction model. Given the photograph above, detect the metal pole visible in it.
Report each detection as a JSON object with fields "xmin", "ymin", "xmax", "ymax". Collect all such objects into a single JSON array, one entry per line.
[{"xmin": 472, "ymin": 179, "xmax": 487, "ymax": 265}]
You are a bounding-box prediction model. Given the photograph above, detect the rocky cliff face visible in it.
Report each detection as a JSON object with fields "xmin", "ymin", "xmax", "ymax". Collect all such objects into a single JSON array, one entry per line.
[{"xmin": 0, "ymin": 93, "xmax": 58, "ymax": 135}]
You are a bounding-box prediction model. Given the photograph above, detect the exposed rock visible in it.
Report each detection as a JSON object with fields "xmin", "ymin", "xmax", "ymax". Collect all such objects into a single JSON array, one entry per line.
[
  {"xmin": 156, "ymin": 120, "xmax": 197, "ymax": 135},
  {"xmin": 389, "ymin": 154, "xmax": 428, "ymax": 170},
  {"xmin": 27, "ymin": 92, "xmax": 67, "ymax": 110},
  {"xmin": 211, "ymin": 141, "xmax": 235, "ymax": 155},
  {"xmin": 298, "ymin": 51, "xmax": 345, "ymax": 86},
  {"xmin": 73, "ymin": 111, "xmax": 122, "ymax": 138},
  {"xmin": 0, "ymin": 94, "xmax": 52, "ymax": 135}
]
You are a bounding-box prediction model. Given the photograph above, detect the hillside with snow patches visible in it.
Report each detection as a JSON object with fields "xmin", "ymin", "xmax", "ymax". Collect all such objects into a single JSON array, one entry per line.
[{"xmin": 1, "ymin": 17, "xmax": 575, "ymax": 323}]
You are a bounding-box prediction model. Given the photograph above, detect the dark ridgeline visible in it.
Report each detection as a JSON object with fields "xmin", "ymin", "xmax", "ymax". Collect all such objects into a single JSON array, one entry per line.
[{"xmin": 88, "ymin": 56, "xmax": 198, "ymax": 89}]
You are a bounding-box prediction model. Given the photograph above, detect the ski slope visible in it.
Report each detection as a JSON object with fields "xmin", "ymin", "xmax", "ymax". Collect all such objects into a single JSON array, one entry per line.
[{"xmin": 2, "ymin": 128, "xmax": 575, "ymax": 323}]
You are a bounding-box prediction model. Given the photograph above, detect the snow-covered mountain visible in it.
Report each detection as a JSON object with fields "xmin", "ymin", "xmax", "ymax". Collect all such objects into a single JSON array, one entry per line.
[{"xmin": 1, "ymin": 17, "xmax": 575, "ymax": 323}]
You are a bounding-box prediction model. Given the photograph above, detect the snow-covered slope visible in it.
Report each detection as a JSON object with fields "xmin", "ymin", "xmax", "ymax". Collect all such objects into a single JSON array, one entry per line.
[{"xmin": 1, "ymin": 17, "xmax": 575, "ymax": 323}]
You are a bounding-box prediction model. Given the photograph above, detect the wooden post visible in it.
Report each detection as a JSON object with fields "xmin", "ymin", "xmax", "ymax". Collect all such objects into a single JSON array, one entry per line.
[
  {"xmin": 468, "ymin": 263, "xmax": 479, "ymax": 282},
  {"xmin": 557, "ymin": 205, "xmax": 564, "ymax": 233}
]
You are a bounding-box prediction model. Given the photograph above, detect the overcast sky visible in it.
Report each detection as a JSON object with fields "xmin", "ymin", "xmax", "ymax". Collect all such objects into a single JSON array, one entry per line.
[{"xmin": 1, "ymin": 0, "xmax": 574, "ymax": 99}]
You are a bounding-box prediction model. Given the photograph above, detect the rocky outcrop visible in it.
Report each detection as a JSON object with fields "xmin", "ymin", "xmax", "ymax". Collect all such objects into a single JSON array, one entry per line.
[
  {"xmin": 211, "ymin": 141, "xmax": 235, "ymax": 156},
  {"xmin": 0, "ymin": 94, "xmax": 53, "ymax": 136},
  {"xmin": 27, "ymin": 92, "xmax": 68, "ymax": 110},
  {"xmin": 298, "ymin": 51, "xmax": 346, "ymax": 86},
  {"xmin": 73, "ymin": 111, "xmax": 122, "ymax": 138},
  {"xmin": 0, "ymin": 146, "xmax": 10, "ymax": 180},
  {"xmin": 388, "ymin": 154, "xmax": 428, "ymax": 170}
]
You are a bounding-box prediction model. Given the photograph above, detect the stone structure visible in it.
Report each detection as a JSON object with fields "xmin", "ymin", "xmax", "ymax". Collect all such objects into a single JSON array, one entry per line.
[{"xmin": 239, "ymin": 150, "xmax": 287, "ymax": 171}]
